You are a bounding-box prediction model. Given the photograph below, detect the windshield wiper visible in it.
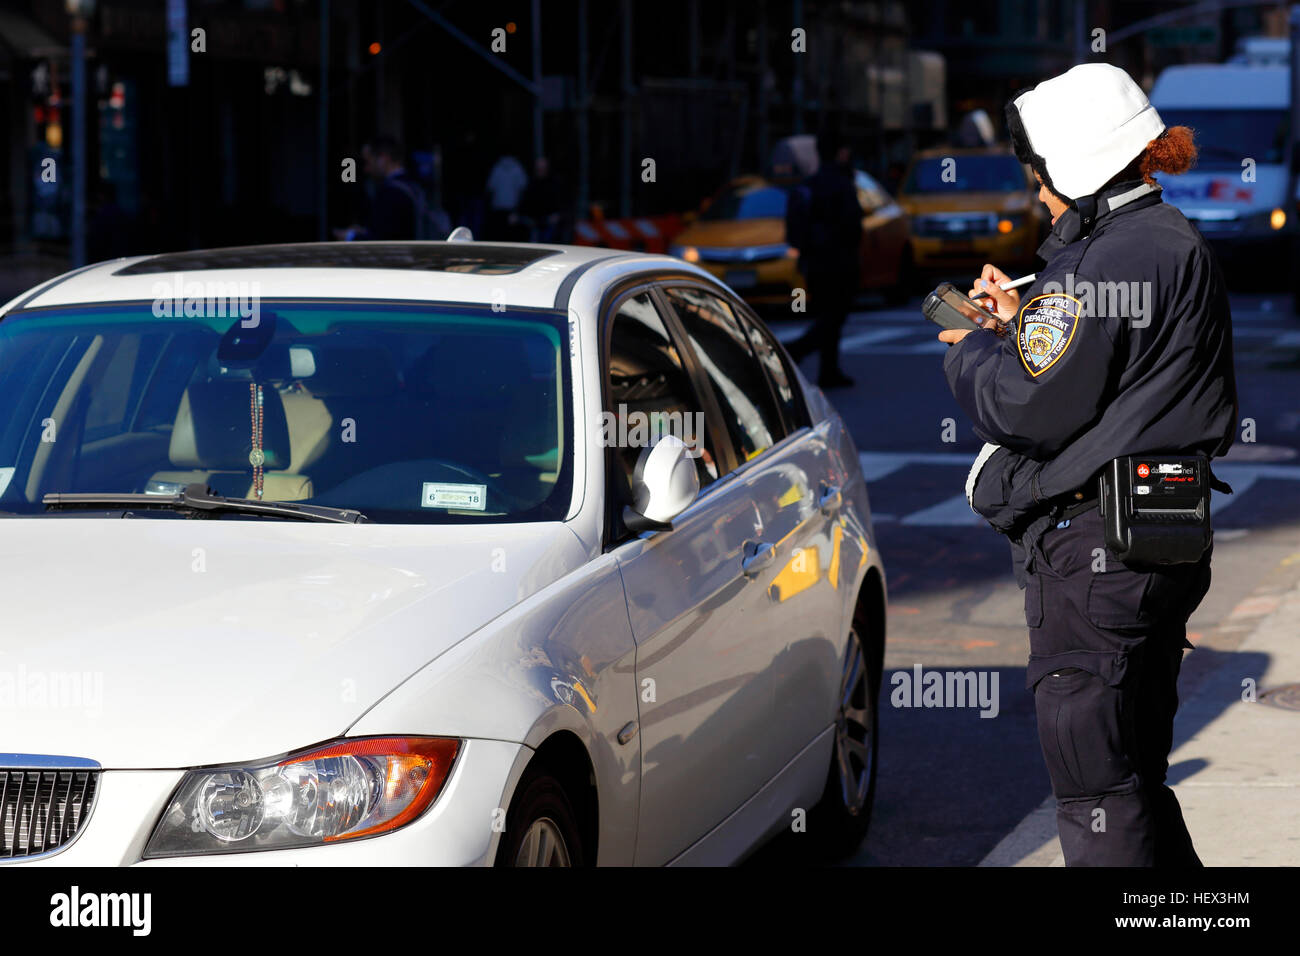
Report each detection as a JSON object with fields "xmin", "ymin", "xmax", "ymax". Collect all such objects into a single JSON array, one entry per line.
[{"xmin": 43, "ymin": 483, "xmax": 367, "ymax": 524}]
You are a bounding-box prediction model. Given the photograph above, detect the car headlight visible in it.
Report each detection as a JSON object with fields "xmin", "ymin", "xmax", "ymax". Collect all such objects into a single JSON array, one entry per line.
[
  {"xmin": 144, "ymin": 736, "xmax": 459, "ymax": 857},
  {"xmin": 670, "ymin": 244, "xmax": 700, "ymax": 263},
  {"xmin": 997, "ymin": 215, "xmax": 1024, "ymax": 234}
]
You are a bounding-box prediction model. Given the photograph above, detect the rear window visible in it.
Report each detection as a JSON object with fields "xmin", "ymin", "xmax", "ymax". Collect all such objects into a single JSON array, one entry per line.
[{"xmin": 701, "ymin": 186, "xmax": 788, "ymax": 221}]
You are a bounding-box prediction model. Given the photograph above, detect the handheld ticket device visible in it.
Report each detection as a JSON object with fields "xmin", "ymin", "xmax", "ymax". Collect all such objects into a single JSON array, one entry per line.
[
  {"xmin": 1098, "ymin": 455, "xmax": 1212, "ymax": 565},
  {"xmin": 921, "ymin": 282, "xmax": 995, "ymax": 332}
]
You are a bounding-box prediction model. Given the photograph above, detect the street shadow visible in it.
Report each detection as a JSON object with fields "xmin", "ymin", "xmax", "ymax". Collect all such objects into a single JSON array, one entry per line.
[{"xmin": 748, "ymin": 645, "xmax": 1272, "ymax": 867}]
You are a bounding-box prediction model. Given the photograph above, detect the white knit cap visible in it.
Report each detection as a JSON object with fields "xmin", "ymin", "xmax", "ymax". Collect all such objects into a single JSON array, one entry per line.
[{"xmin": 1011, "ymin": 63, "xmax": 1165, "ymax": 200}]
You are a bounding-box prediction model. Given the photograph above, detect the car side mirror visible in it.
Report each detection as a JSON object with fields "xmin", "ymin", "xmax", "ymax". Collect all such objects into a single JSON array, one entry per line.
[{"xmin": 622, "ymin": 434, "xmax": 700, "ymax": 534}]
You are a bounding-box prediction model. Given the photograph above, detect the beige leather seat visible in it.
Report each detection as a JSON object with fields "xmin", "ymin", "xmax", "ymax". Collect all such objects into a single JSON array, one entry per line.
[{"xmin": 150, "ymin": 380, "xmax": 313, "ymax": 501}]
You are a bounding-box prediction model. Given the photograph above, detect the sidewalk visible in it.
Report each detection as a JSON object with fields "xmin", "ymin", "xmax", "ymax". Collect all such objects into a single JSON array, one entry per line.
[{"xmin": 981, "ymin": 549, "xmax": 1300, "ymax": 867}]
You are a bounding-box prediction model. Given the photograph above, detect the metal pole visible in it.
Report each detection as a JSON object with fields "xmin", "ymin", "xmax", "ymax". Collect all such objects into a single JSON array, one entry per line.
[
  {"xmin": 620, "ymin": 0, "xmax": 632, "ymax": 218},
  {"xmin": 71, "ymin": 20, "xmax": 87, "ymax": 267},
  {"xmin": 577, "ymin": 0, "xmax": 589, "ymax": 221},
  {"xmin": 757, "ymin": 0, "xmax": 768, "ymax": 172},
  {"xmin": 318, "ymin": 0, "xmax": 330, "ymax": 241},
  {"xmin": 792, "ymin": 0, "xmax": 804, "ymax": 134},
  {"xmin": 532, "ymin": 0, "xmax": 543, "ymax": 161},
  {"xmin": 688, "ymin": 0, "xmax": 699, "ymax": 77},
  {"xmin": 1074, "ymin": 0, "xmax": 1087, "ymax": 65}
]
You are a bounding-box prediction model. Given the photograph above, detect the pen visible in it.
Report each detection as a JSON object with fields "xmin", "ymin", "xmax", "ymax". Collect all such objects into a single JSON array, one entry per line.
[{"xmin": 971, "ymin": 272, "xmax": 1037, "ymax": 300}]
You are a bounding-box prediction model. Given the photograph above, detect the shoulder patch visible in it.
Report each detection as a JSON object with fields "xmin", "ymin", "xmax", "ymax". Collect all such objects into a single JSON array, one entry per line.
[{"xmin": 1017, "ymin": 292, "xmax": 1081, "ymax": 377}]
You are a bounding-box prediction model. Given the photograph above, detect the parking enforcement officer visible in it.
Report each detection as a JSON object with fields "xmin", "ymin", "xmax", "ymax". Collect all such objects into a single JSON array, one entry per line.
[{"xmin": 937, "ymin": 64, "xmax": 1238, "ymax": 866}]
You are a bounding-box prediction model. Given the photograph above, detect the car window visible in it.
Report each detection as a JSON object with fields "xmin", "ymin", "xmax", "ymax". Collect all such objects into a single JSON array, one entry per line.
[
  {"xmin": 735, "ymin": 306, "xmax": 808, "ymax": 432},
  {"xmin": 854, "ymin": 170, "xmax": 890, "ymax": 214},
  {"xmin": 606, "ymin": 292, "xmax": 721, "ymax": 489},
  {"xmin": 700, "ymin": 185, "xmax": 787, "ymax": 221},
  {"xmin": 663, "ymin": 287, "xmax": 787, "ymax": 465},
  {"xmin": 0, "ymin": 303, "xmax": 572, "ymax": 523},
  {"xmin": 904, "ymin": 155, "xmax": 1028, "ymax": 193}
]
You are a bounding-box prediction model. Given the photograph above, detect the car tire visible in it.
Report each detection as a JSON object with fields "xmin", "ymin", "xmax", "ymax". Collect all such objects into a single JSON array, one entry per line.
[
  {"xmin": 808, "ymin": 624, "xmax": 880, "ymax": 861},
  {"xmin": 494, "ymin": 768, "xmax": 586, "ymax": 867}
]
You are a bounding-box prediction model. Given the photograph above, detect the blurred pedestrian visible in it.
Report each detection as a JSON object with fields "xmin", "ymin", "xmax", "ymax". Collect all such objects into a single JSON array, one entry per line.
[
  {"xmin": 335, "ymin": 135, "xmax": 424, "ymax": 241},
  {"xmin": 784, "ymin": 129, "xmax": 862, "ymax": 388},
  {"xmin": 485, "ymin": 154, "xmax": 528, "ymax": 241},
  {"xmin": 518, "ymin": 156, "xmax": 569, "ymax": 243}
]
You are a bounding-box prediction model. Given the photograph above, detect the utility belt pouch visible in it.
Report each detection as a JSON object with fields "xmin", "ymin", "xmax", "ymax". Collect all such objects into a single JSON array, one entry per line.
[{"xmin": 1098, "ymin": 454, "xmax": 1212, "ymax": 565}]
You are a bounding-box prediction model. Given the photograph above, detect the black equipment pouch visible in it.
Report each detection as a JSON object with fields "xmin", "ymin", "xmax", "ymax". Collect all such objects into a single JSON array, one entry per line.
[{"xmin": 1098, "ymin": 454, "xmax": 1214, "ymax": 565}]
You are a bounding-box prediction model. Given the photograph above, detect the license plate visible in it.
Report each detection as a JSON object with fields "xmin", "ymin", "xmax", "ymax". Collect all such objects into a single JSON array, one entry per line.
[
  {"xmin": 942, "ymin": 240, "xmax": 974, "ymax": 253},
  {"xmin": 725, "ymin": 269, "xmax": 758, "ymax": 289}
]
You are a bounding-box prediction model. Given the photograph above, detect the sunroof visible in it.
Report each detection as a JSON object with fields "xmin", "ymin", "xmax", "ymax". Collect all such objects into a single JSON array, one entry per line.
[{"xmin": 114, "ymin": 243, "xmax": 562, "ymax": 276}]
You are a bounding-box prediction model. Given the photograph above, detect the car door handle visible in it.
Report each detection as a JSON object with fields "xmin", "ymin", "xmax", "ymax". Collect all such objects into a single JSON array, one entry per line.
[
  {"xmin": 818, "ymin": 484, "xmax": 842, "ymax": 516},
  {"xmin": 742, "ymin": 541, "xmax": 777, "ymax": 577}
]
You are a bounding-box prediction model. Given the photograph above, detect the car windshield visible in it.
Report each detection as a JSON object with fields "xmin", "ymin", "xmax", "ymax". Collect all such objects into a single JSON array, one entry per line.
[
  {"xmin": 904, "ymin": 155, "xmax": 1026, "ymax": 194},
  {"xmin": 0, "ymin": 301, "xmax": 572, "ymax": 523},
  {"xmin": 701, "ymin": 185, "xmax": 788, "ymax": 221},
  {"xmin": 1156, "ymin": 108, "xmax": 1287, "ymax": 170}
]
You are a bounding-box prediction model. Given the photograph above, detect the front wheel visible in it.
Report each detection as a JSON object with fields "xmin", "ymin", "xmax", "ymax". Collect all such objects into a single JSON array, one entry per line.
[
  {"xmin": 494, "ymin": 769, "xmax": 586, "ymax": 867},
  {"xmin": 809, "ymin": 625, "xmax": 880, "ymax": 859}
]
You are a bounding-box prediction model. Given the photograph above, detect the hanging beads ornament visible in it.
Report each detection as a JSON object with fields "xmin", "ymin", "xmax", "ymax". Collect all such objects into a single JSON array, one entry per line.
[{"xmin": 249, "ymin": 382, "xmax": 265, "ymax": 499}]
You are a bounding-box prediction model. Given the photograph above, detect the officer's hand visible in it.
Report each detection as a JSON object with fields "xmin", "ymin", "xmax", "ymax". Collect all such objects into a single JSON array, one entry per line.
[
  {"xmin": 967, "ymin": 263, "xmax": 1021, "ymax": 324},
  {"xmin": 937, "ymin": 312, "xmax": 1001, "ymax": 344}
]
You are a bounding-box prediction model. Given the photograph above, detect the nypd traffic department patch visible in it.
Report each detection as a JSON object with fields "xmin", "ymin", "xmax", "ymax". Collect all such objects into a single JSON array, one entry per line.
[{"xmin": 1017, "ymin": 292, "xmax": 1081, "ymax": 377}]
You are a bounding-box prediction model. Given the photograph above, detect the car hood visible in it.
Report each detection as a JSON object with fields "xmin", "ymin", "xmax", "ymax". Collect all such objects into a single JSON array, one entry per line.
[{"xmin": 0, "ymin": 518, "xmax": 586, "ymax": 768}]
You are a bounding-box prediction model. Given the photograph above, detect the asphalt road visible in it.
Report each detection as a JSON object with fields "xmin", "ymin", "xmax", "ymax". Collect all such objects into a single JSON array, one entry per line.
[{"xmin": 748, "ymin": 287, "xmax": 1300, "ymax": 867}]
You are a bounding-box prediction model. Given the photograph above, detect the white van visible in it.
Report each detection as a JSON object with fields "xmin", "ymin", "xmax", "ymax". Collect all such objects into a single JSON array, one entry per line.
[{"xmin": 1148, "ymin": 62, "xmax": 1294, "ymax": 289}]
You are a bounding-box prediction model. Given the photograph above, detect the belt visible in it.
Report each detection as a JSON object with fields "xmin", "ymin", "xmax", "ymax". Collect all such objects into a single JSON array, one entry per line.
[{"xmin": 1059, "ymin": 490, "xmax": 1099, "ymax": 521}]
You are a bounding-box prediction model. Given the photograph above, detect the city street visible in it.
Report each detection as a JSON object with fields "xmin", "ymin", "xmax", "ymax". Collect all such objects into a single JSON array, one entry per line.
[{"xmin": 752, "ymin": 288, "xmax": 1300, "ymax": 866}]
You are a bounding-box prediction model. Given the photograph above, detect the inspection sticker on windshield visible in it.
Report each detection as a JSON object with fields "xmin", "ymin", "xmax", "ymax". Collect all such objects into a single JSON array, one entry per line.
[{"xmin": 421, "ymin": 482, "xmax": 487, "ymax": 511}]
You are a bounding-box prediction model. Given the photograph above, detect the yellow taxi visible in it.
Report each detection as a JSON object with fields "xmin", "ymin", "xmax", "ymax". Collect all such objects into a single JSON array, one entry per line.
[
  {"xmin": 899, "ymin": 147, "xmax": 1046, "ymax": 273},
  {"xmin": 669, "ymin": 172, "xmax": 912, "ymax": 305}
]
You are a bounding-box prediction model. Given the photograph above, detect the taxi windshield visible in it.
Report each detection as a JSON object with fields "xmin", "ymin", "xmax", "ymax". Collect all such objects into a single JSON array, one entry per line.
[
  {"xmin": 0, "ymin": 301, "xmax": 572, "ymax": 523},
  {"xmin": 905, "ymin": 155, "xmax": 1027, "ymax": 194}
]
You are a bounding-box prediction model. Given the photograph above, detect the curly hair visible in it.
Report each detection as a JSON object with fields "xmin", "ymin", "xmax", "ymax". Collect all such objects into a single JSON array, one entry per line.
[{"xmin": 1139, "ymin": 126, "xmax": 1197, "ymax": 183}]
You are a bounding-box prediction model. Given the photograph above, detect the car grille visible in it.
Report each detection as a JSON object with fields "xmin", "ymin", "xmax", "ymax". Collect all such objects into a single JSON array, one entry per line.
[
  {"xmin": 912, "ymin": 213, "xmax": 996, "ymax": 238},
  {"xmin": 1, "ymin": 769, "xmax": 98, "ymax": 859}
]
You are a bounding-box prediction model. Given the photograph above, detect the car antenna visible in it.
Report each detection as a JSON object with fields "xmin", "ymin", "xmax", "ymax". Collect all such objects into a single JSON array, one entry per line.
[{"xmin": 446, "ymin": 226, "xmax": 474, "ymax": 242}]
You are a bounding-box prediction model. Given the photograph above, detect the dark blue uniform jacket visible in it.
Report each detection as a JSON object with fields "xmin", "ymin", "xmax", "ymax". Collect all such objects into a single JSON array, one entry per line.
[{"xmin": 943, "ymin": 179, "xmax": 1238, "ymax": 584}]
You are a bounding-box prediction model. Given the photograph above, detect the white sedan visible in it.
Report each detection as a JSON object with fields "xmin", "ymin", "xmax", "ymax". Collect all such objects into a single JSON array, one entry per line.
[{"xmin": 0, "ymin": 240, "xmax": 886, "ymax": 866}]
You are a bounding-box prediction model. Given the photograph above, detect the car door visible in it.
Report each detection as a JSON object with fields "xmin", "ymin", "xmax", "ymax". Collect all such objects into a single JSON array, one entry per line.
[
  {"xmin": 603, "ymin": 288, "xmax": 783, "ymax": 865},
  {"xmin": 661, "ymin": 284, "xmax": 847, "ymax": 774}
]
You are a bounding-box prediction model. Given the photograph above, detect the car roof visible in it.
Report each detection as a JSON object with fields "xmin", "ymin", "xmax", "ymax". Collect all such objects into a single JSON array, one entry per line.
[
  {"xmin": 1150, "ymin": 63, "xmax": 1288, "ymax": 109},
  {"xmin": 4, "ymin": 241, "xmax": 717, "ymax": 314}
]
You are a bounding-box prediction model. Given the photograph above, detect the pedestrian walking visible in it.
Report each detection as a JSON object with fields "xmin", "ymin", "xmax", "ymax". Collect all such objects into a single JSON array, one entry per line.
[{"xmin": 784, "ymin": 129, "xmax": 863, "ymax": 389}]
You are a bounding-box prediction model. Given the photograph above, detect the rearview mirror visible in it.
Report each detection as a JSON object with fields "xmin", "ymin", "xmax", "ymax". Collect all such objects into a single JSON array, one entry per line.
[{"xmin": 623, "ymin": 434, "xmax": 699, "ymax": 533}]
